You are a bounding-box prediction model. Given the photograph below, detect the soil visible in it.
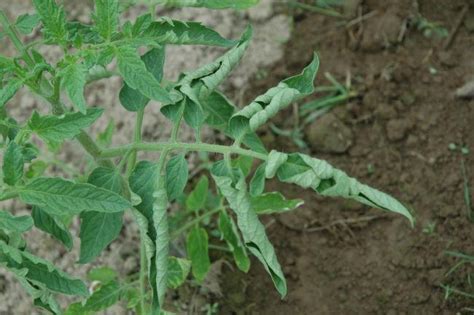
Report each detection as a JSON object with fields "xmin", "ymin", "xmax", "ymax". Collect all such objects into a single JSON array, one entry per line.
[{"xmin": 217, "ymin": 0, "xmax": 474, "ymax": 314}]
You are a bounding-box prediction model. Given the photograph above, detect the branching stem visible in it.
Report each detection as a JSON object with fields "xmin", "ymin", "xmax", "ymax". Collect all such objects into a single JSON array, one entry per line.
[{"xmin": 101, "ymin": 142, "xmax": 268, "ymax": 161}]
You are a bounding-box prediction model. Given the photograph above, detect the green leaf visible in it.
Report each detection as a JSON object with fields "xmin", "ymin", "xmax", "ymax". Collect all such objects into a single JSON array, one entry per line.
[
  {"xmin": 119, "ymin": 47, "xmax": 165, "ymax": 112},
  {"xmin": 211, "ymin": 167, "xmax": 287, "ymax": 297},
  {"xmin": 93, "ymin": 0, "xmax": 119, "ymax": 41},
  {"xmin": 143, "ymin": 19, "xmax": 235, "ymax": 47},
  {"xmin": 165, "ymin": 154, "xmax": 188, "ymax": 201},
  {"xmin": 18, "ymin": 177, "xmax": 131, "ymax": 216},
  {"xmin": 232, "ymin": 155, "xmax": 253, "ymax": 177},
  {"xmin": 28, "ymin": 108, "xmax": 103, "ymax": 145},
  {"xmin": 266, "ymin": 151, "xmax": 414, "ymax": 225},
  {"xmin": 202, "ymin": 91, "xmax": 235, "ymax": 129},
  {"xmin": 183, "ymin": 98, "xmax": 205, "ymax": 130},
  {"xmin": 129, "ymin": 161, "xmax": 158, "ymax": 230},
  {"xmin": 79, "ymin": 167, "xmax": 124, "ymax": 264},
  {"xmin": 251, "ymin": 192, "xmax": 304, "ymax": 215},
  {"xmin": 32, "ymin": 206, "xmax": 73, "ymax": 250},
  {"xmin": 151, "ymin": 176, "xmax": 169, "ymax": 310},
  {"xmin": 174, "ymin": 26, "xmax": 251, "ymax": 105},
  {"xmin": 32, "ymin": 0, "xmax": 68, "ymax": 44},
  {"xmin": 249, "ymin": 163, "xmax": 266, "ymax": 196},
  {"xmin": 81, "ymin": 280, "xmax": 120, "ymax": 312},
  {"xmin": 97, "ymin": 119, "xmax": 115, "ymax": 147},
  {"xmin": 186, "ymin": 176, "xmax": 208, "ymax": 211},
  {"xmin": 59, "ymin": 62, "xmax": 88, "ymax": 113},
  {"xmin": 218, "ymin": 211, "xmax": 250, "ymax": 272},
  {"xmin": 0, "ymin": 240, "xmax": 88, "ymax": 296},
  {"xmin": 15, "ymin": 14, "xmax": 41, "ymax": 35},
  {"xmin": 167, "ymin": 256, "xmax": 191, "ymax": 289},
  {"xmin": 116, "ymin": 45, "xmax": 174, "ymax": 105},
  {"xmin": 88, "ymin": 267, "xmax": 118, "ymax": 284},
  {"xmin": 229, "ymin": 53, "xmax": 319, "ymax": 139},
  {"xmin": 186, "ymin": 227, "xmax": 210, "ymax": 282},
  {"xmin": 0, "ymin": 78, "xmax": 23, "ymax": 108},
  {"xmin": 3, "ymin": 141, "xmax": 24, "ymax": 186},
  {"xmin": 156, "ymin": 0, "xmax": 260, "ymax": 9},
  {"xmin": 9, "ymin": 268, "xmax": 62, "ymax": 314},
  {"xmin": 0, "ymin": 210, "xmax": 33, "ymax": 233}
]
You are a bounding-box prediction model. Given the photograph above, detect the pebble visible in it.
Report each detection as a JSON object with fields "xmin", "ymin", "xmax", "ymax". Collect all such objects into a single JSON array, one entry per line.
[{"xmin": 455, "ymin": 80, "xmax": 474, "ymax": 98}]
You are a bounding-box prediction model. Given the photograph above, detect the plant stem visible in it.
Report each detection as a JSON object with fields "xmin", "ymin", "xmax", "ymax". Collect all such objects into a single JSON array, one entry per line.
[
  {"xmin": 0, "ymin": 190, "xmax": 19, "ymax": 201},
  {"xmin": 171, "ymin": 207, "xmax": 222, "ymax": 240},
  {"xmin": 0, "ymin": 10, "xmax": 34, "ymax": 67},
  {"xmin": 139, "ymin": 239, "xmax": 147, "ymax": 314},
  {"xmin": 126, "ymin": 109, "xmax": 145, "ymax": 176},
  {"xmin": 101, "ymin": 142, "xmax": 268, "ymax": 161},
  {"xmin": 76, "ymin": 131, "xmax": 115, "ymax": 168}
]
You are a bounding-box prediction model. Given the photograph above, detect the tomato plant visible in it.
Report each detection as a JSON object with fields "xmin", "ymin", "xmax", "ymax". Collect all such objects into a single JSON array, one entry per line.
[{"xmin": 0, "ymin": 0, "xmax": 413, "ymax": 313}]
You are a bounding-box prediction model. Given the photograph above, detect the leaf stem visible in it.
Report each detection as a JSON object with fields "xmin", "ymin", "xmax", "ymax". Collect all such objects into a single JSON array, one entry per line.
[
  {"xmin": 76, "ymin": 131, "xmax": 115, "ymax": 168},
  {"xmin": 170, "ymin": 207, "xmax": 222, "ymax": 240},
  {"xmin": 126, "ymin": 108, "xmax": 145, "ymax": 177},
  {"xmin": 100, "ymin": 142, "xmax": 268, "ymax": 161}
]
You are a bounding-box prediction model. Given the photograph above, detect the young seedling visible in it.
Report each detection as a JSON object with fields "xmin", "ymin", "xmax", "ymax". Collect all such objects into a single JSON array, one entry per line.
[{"xmin": 0, "ymin": 0, "xmax": 413, "ymax": 313}]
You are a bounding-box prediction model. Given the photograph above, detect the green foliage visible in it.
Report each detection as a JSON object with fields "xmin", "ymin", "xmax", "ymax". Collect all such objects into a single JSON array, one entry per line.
[
  {"xmin": 0, "ymin": 1, "xmax": 414, "ymax": 314},
  {"xmin": 187, "ymin": 226, "xmax": 210, "ymax": 282}
]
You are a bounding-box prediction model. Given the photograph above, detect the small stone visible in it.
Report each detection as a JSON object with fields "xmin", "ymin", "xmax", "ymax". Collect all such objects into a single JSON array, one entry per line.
[
  {"xmin": 455, "ymin": 80, "xmax": 474, "ymax": 98},
  {"xmin": 386, "ymin": 118, "xmax": 413, "ymax": 141},
  {"xmin": 375, "ymin": 103, "xmax": 398, "ymax": 120},
  {"xmin": 306, "ymin": 113, "xmax": 354, "ymax": 153}
]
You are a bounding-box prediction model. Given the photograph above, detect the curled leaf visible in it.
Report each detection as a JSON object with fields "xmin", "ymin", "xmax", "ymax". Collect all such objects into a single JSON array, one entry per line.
[{"xmin": 266, "ymin": 150, "xmax": 414, "ymax": 225}]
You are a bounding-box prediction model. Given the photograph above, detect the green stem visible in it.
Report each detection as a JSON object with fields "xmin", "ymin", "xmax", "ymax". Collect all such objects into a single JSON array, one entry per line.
[
  {"xmin": 171, "ymin": 207, "xmax": 222, "ymax": 240},
  {"xmin": 101, "ymin": 142, "xmax": 268, "ymax": 161},
  {"xmin": 208, "ymin": 244, "xmax": 232, "ymax": 253},
  {"xmin": 126, "ymin": 109, "xmax": 145, "ymax": 176},
  {"xmin": 0, "ymin": 10, "xmax": 34, "ymax": 67},
  {"xmin": 139, "ymin": 239, "xmax": 147, "ymax": 314},
  {"xmin": 76, "ymin": 131, "xmax": 115, "ymax": 168}
]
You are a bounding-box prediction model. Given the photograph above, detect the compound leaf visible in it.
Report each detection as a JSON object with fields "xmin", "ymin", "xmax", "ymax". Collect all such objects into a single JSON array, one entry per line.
[
  {"xmin": 79, "ymin": 167, "xmax": 125, "ymax": 264},
  {"xmin": 186, "ymin": 227, "xmax": 210, "ymax": 282},
  {"xmin": 0, "ymin": 210, "xmax": 33, "ymax": 233},
  {"xmin": 28, "ymin": 108, "xmax": 103, "ymax": 145},
  {"xmin": 18, "ymin": 177, "xmax": 131, "ymax": 217}
]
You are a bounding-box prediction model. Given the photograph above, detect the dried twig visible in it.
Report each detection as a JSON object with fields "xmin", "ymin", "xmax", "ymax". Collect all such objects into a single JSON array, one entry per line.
[{"xmin": 443, "ymin": 4, "xmax": 469, "ymax": 50}]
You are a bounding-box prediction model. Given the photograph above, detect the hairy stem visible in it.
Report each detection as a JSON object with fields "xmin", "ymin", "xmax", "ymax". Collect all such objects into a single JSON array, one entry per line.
[
  {"xmin": 0, "ymin": 10, "xmax": 34, "ymax": 67},
  {"xmin": 76, "ymin": 131, "xmax": 115, "ymax": 168},
  {"xmin": 101, "ymin": 142, "xmax": 268, "ymax": 161},
  {"xmin": 126, "ymin": 109, "xmax": 145, "ymax": 176}
]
